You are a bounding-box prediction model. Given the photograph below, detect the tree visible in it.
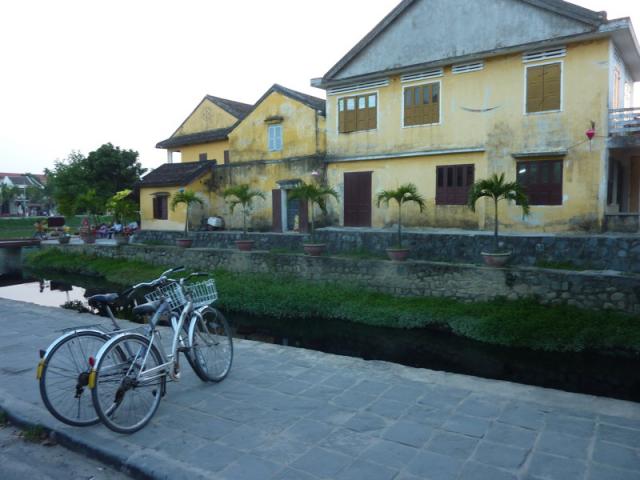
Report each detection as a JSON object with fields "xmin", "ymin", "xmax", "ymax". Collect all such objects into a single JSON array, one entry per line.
[
  {"xmin": 376, "ymin": 183, "xmax": 426, "ymax": 248},
  {"xmin": 46, "ymin": 144, "xmax": 145, "ymax": 218},
  {"xmin": 288, "ymin": 182, "xmax": 338, "ymax": 243},
  {"xmin": 223, "ymin": 184, "xmax": 265, "ymax": 238},
  {"xmin": 106, "ymin": 189, "xmax": 137, "ymax": 224},
  {"xmin": 171, "ymin": 190, "xmax": 204, "ymax": 237},
  {"xmin": 0, "ymin": 184, "xmax": 19, "ymax": 215},
  {"xmin": 468, "ymin": 173, "xmax": 530, "ymax": 252}
]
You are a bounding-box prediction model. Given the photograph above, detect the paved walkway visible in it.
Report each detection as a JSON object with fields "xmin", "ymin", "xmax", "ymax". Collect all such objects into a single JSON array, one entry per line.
[{"xmin": 0, "ymin": 298, "xmax": 639, "ymax": 480}]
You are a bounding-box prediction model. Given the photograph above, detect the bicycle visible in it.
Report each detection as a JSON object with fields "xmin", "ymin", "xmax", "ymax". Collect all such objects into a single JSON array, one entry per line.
[
  {"xmin": 36, "ymin": 267, "xmax": 193, "ymax": 427},
  {"xmin": 88, "ymin": 271, "xmax": 233, "ymax": 434}
]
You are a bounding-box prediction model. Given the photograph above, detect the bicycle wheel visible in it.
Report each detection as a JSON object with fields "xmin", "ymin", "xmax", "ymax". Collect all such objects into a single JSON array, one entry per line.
[
  {"xmin": 39, "ymin": 330, "xmax": 109, "ymax": 427},
  {"xmin": 188, "ymin": 307, "xmax": 233, "ymax": 382},
  {"xmin": 91, "ymin": 333, "xmax": 165, "ymax": 434}
]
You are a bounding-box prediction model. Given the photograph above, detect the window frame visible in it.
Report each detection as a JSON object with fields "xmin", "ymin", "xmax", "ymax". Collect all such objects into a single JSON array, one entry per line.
[
  {"xmin": 435, "ymin": 163, "xmax": 475, "ymax": 206},
  {"xmin": 524, "ymin": 60, "xmax": 564, "ymax": 115},
  {"xmin": 516, "ymin": 158, "xmax": 564, "ymax": 206},
  {"xmin": 152, "ymin": 194, "xmax": 169, "ymax": 220},
  {"xmin": 268, "ymin": 124, "xmax": 283, "ymax": 152},
  {"xmin": 336, "ymin": 90, "xmax": 379, "ymax": 134},
  {"xmin": 401, "ymin": 79, "xmax": 442, "ymax": 128}
]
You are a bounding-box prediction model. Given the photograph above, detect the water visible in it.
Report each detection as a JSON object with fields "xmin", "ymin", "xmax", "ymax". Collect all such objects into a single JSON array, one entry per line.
[{"xmin": 1, "ymin": 269, "xmax": 638, "ymax": 402}]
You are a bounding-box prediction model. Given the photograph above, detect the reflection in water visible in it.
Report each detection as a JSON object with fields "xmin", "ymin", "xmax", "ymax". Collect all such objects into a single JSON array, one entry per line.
[{"xmin": 0, "ymin": 270, "xmax": 639, "ymax": 401}]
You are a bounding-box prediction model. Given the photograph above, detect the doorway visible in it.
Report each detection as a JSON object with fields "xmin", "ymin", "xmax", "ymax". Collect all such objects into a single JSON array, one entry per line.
[{"xmin": 344, "ymin": 171, "xmax": 372, "ymax": 227}]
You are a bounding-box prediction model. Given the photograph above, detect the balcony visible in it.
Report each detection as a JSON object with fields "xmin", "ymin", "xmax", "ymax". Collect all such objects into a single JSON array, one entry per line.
[{"xmin": 609, "ymin": 107, "xmax": 640, "ymax": 149}]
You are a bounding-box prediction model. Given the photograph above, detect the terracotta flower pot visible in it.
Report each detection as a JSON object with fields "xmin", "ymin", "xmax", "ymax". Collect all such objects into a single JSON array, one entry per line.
[
  {"xmin": 176, "ymin": 238, "xmax": 192, "ymax": 248},
  {"xmin": 481, "ymin": 251, "xmax": 512, "ymax": 267},
  {"xmin": 303, "ymin": 243, "xmax": 326, "ymax": 256},
  {"xmin": 235, "ymin": 240, "xmax": 255, "ymax": 251},
  {"xmin": 386, "ymin": 248, "xmax": 410, "ymax": 262}
]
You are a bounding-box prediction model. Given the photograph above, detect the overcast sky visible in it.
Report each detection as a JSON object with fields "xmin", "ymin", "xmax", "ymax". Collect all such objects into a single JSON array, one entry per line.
[{"xmin": 1, "ymin": 0, "xmax": 638, "ymax": 174}]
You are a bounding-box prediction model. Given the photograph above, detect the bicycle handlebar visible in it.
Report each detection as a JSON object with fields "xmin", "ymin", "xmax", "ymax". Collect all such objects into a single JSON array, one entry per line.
[{"xmin": 128, "ymin": 266, "xmax": 186, "ymax": 293}]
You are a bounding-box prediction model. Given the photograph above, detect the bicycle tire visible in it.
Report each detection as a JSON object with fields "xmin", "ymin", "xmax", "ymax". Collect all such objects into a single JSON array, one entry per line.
[
  {"xmin": 91, "ymin": 333, "xmax": 165, "ymax": 434},
  {"xmin": 39, "ymin": 329, "xmax": 109, "ymax": 427},
  {"xmin": 188, "ymin": 307, "xmax": 233, "ymax": 382}
]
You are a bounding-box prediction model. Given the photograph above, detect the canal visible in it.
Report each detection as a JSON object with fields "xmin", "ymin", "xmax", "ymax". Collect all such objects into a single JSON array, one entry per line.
[{"xmin": 0, "ymin": 267, "xmax": 638, "ymax": 402}]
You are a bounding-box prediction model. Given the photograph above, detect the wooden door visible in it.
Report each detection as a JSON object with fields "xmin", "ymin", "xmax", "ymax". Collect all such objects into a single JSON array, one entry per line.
[{"xmin": 344, "ymin": 172, "xmax": 372, "ymax": 227}]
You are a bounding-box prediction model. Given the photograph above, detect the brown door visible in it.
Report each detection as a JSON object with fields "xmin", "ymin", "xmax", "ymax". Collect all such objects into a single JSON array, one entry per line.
[
  {"xmin": 271, "ymin": 189, "xmax": 282, "ymax": 232},
  {"xmin": 344, "ymin": 171, "xmax": 372, "ymax": 227}
]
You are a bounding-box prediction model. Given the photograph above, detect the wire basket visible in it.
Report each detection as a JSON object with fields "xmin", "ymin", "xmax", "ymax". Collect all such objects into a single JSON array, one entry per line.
[
  {"xmin": 185, "ymin": 279, "xmax": 218, "ymax": 308},
  {"xmin": 144, "ymin": 282, "xmax": 187, "ymax": 311}
]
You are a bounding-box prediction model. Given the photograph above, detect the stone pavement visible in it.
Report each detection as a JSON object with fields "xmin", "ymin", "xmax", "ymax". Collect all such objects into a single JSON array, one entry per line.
[{"xmin": 0, "ymin": 298, "xmax": 639, "ymax": 480}]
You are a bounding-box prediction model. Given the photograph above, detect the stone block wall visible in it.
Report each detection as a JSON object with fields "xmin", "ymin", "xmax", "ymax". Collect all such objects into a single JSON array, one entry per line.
[
  {"xmin": 132, "ymin": 229, "xmax": 640, "ymax": 273},
  {"xmin": 48, "ymin": 244, "xmax": 640, "ymax": 315}
]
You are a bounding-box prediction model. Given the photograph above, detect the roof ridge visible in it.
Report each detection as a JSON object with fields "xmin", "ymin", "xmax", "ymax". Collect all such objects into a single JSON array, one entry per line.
[{"xmin": 205, "ymin": 95, "xmax": 254, "ymax": 119}]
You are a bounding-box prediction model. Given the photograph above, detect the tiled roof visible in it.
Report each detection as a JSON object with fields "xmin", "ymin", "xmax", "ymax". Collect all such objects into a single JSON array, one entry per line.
[
  {"xmin": 271, "ymin": 84, "xmax": 326, "ymax": 114},
  {"xmin": 205, "ymin": 96, "xmax": 253, "ymax": 120},
  {"xmin": 156, "ymin": 127, "xmax": 232, "ymax": 149},
  {"xmin": 138, "ymin": 161, "xmax": 215, "ymax": 188}
]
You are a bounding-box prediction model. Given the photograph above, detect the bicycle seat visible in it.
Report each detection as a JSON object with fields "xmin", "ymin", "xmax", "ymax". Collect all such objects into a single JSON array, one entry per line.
[
  {"xmin": 88, "ymin": 293, "xmax": 119, "ymax": 305},
  {"xmin": 133, "ymin": 300, "xmax": 162, "ymax": 316}
]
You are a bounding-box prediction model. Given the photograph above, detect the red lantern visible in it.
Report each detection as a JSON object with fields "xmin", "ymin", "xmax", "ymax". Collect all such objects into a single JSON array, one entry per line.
[{"xmin": 586, "ymin": 128, "xmax": 595, "ymax": 140}]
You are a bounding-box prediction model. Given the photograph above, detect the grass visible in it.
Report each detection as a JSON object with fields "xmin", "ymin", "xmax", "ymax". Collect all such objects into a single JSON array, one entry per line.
[
  {"xmin": 534, "ymin": 260, "xmax": 592, "ymax": 271},
  {"xmin": 22, "ymin": 425, "xmax": 47, "ymax": 443},
  {"xmin": 0, "ymin": 411, "xmax": 6, "ymax": 427},
  {"xmin": 25, "ymin": 248, "xmax": 640, "ymax": 355},
  {"xmin": 0, "ymin": 215, "xmax": 112, "ymax": 239}
]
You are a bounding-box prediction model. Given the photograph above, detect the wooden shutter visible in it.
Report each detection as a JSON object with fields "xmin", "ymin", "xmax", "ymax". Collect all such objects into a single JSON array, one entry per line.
[
  {"xmin": 404, "ymin": 88, "xmax": 414, "ymax": 126},
  {"xmin": 542, "ymin": 63, "xmax": 561, "ymax": 111},
  {"xmin": 430, "ymin": 83, "xmax": 440, "ymax": 124},
  {"xmin": 275, "ymin": 125, "xmax": 282, "ymax": 150},
  {"xmin": 436, "ymin": 164, "xmax": 474, "ymax": 205},
  {"xmin": 271, "ymin": 189, "xmax": 282, "ymax": 232},
  {"xmin": 152, "ymin": 197, "xmax": 159, "ymax": 219},
  {"xmin": 344, "ymin": 172, "xmax": 372, "ymax": 227},
  {"xmin": 338, "ymin": 99, "xmax": 346, "ymax": 133},
  {"xmin": 356, "ymin": 96, "xmax": 367, "ymax": 131},
  {"xmin": 345, "ymin": 97, "xmax": 356, "ymax": 133},
  {"xmin": 161, "ymin": 197, "xmax": 168, "ymax": 219},
  {"xmin": 224, "ymin": 150, "xmax": 230, "ymax": 164},
  {"xmin": 199, "ymin": 153, "xmax": 207, "ymax": 162},
  {"xmin": 527, "ymin": 65, "xmax": 545, "ymax": 113}
]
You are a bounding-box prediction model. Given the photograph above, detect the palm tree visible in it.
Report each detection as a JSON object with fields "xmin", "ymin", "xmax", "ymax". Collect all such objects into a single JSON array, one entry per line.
[
  {"xmin": 468, "ymin": 173, "xmax": 530, "ymax": 252},
  {"xmin": 376, "ymin": 183, "xmax": 426, "ymax": 248},
  {"xmin": 288, "ymin": 182, "xmax": 338, "ymax": 243},
  {"xmin": 223, "ymin": 184, "xmax": 265, "ymax": 238},
  {"xmin": 171, "ymin": 190, "xmax": 204, "ymax": 237}
]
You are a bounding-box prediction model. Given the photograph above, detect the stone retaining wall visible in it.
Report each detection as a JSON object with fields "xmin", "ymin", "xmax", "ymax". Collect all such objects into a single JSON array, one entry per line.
[
  {"xmin": 48, "ymin": 244, "xmax": 640, "ymax": 315},
  {"xmin": 132, "ymin": 229, "xmax": 640, "ymax": 273}
]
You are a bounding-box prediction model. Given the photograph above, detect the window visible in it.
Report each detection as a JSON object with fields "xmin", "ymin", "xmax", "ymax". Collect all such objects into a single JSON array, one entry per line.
[
  {"xmin": 338, "ymin": 93, "xmax": 377, "ymax": 133},
  {"xmin": 517, "ymin": 159, "xmax": 563, "ymax": 205},
  {"xmin": 223, "ymin": 150, "xmax": 230, "ymax": 165},
  {"xmin": 404, "ymin": 82, "xmax": 440, "ymax": 126},
  {"xmin": 436, "ymin": 164, "xmax": 474, "ymax": 205},
  {"xmin": 526, "ymin": 63, "xmax": 561, "ymax": 113},
  {"xmin": 199, "ymin": 153, "xmax": 207, "ymax": 162},
  {"xmin": 152, "ymin": 195, "xmax": 168, "ymax": 220},
  {"xmin": 268, "ymin": 124, "xmax": 283, "ymax": 151}
]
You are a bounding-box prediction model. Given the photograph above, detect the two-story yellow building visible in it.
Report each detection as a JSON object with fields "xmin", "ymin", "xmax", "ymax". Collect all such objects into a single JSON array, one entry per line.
[
  {"xmin": 143, "ymin": 85, "xmax": 326, "ymax": 232},
  {"xmin": 312, "ymin": 0, "xmax": 640, "ymax": 232}
]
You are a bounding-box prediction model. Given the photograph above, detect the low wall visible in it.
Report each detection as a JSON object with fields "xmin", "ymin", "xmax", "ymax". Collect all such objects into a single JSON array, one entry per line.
[
  {"xmin": 46, "ymin": 244, "xmax": 640, "ymax": 315},
  {"xmin": 132, "ymin": 229, "xmax": 640, "ymax": 273}
]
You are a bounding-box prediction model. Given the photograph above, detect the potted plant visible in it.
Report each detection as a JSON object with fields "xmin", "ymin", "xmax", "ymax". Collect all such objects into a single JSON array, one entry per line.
[
  {"xmin": 58, "ymin": 226, "xmax": 71, "ymax": 244},
  {"xmin": 468, "ymin": 173, "xmax": 530, "ymax": 267},
  {"xmin": 79, "ymin": 216, "xmax": 96, "ymax": 244},
  {"xmin": 171, "ymin": 190, "xmax": 204, "ymax": 248},
  {"xmin": 223, "ymin": 184, "xmax": 265, "ymax": 251},
  {"xmin": 376, "ymin": 183, "xmax": 426, "ymax": 261},
  {"xmin": 107, "ymin": 189, "xmax": 138, "ymax": 246},
  {"xmin": 288, "ymin": 181, "xmax": 338, "ymax": 256}
]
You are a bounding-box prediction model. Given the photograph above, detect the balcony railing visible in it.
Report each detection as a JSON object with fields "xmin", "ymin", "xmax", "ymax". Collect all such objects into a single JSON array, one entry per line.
[{"xmin": 609, "ymin": 107, "xmax": 640, "ymax": 136}]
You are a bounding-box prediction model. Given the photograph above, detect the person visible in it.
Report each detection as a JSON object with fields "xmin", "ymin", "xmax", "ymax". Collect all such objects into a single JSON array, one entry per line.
[
  {"xmin": 108, "ymin": 221, "xmax": 123, "ymax": 238},
  {"xmin": 97, "ymin": 223, "xmax": 109, "ymax": 238}
]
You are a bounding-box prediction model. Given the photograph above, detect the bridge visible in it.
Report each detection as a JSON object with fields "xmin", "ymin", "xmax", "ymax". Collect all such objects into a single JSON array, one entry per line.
[{"xmin": 0, "ymin": 238, "xmax": 41, "ymax": 274}]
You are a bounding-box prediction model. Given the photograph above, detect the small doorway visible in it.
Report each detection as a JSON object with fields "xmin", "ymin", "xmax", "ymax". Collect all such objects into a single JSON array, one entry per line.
[
  {"xmin": 272, "ymin": 180, "xmax": 308, "ymax": 232},
  {"xmin": 344, "ymin": 171, "xmax": 372, "ymax": 227}
]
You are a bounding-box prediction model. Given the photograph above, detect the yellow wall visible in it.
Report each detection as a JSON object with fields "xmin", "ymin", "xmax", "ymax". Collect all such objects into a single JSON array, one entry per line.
[
  {"xmin": 170, "ymin": 140, "xmax": 230, "ymax": 164},
  {"xmin": 229, "ymin": 91, "xmax": 325, "ymax": 163},
  {"xmin": 140, "ymin": 175, "xmax": 214, "ymax": 232},
  {"xmin": 325, "ymin": 39, "xmax": 610, "ymax": 232},
  {"xmin": 174, "ymin": 99, "xmax": 238, "ymax": 137}
]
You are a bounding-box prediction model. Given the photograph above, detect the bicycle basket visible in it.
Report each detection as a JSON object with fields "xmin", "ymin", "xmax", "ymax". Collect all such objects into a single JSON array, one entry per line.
[
  {"xmin": 144, "ymin": 282, "xmax": 186, "ymax": 311},
  {"xmin": 185, "ymin": 279, "xmax": 218, "ymax": 308}
]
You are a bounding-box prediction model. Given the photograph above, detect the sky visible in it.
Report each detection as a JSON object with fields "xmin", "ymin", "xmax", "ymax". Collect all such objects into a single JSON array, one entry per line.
[{"xmin": 0, "ymin": 0, "xmax": 638, "ymax": 174}]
